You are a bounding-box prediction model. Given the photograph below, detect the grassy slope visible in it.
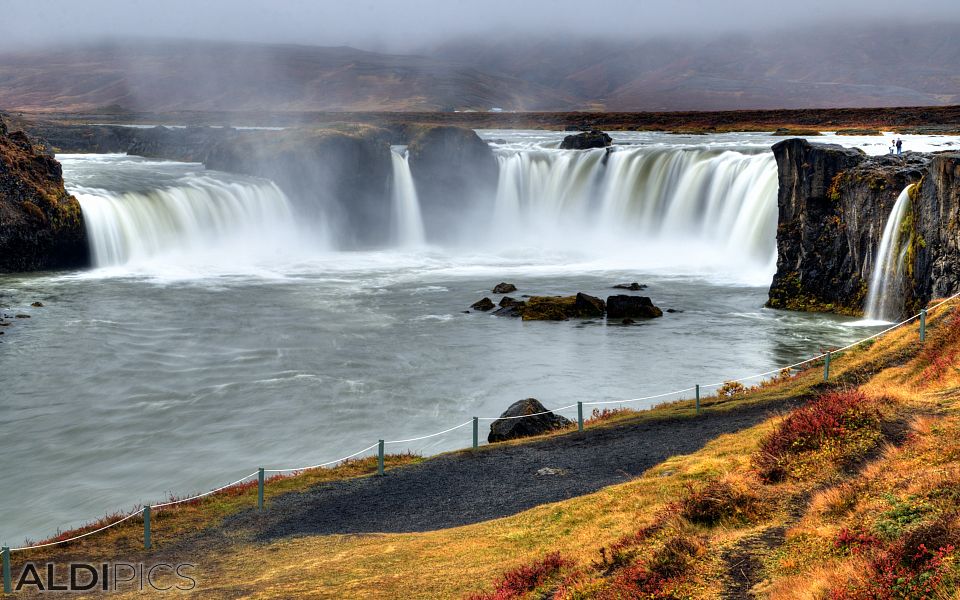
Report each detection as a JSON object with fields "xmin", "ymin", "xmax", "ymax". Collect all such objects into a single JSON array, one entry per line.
[{"xmin": 7, "ymin": 301, "xmax": 959, "ymax": 598}]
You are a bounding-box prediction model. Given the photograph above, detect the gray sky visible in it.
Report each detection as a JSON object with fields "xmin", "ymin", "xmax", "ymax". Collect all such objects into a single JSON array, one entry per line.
[{"xmin": 5, "ymin": 0, "xmax": 959, "ymax": 51}]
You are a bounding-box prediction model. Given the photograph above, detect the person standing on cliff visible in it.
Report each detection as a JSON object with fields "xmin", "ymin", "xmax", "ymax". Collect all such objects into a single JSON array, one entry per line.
[{"xmin": 896, "ymin": 138, "xmax": 903, "ymax": 155}]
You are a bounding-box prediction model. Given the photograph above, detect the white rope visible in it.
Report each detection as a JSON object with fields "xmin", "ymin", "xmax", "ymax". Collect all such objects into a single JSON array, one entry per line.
[
  {"xmin": 384, "ymin": 420, "xmax": 474, "ymax": 445},
  {"xmin": 263, "ymin": 443, "xmax": 380, "ymax": 474},
  {"xmin": 582, "ymin": 387, "xmax": 697, "ymax": 406},
  {"xmin": 10, "ymin": 512, "xmax": 140, "ymax": 552},
  {"xmin": 150, "ymin": 471, "xmax": 260, "ymax": 509},
  {"xmin": 476, "ymin": 403, "xmax": 578, "ymax": 421}
]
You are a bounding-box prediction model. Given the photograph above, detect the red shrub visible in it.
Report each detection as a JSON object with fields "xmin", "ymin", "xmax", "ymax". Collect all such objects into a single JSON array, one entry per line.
[
  {"xmin": 834, "ymin": 527, "xmax": 882, "ymax": 555},
  {"xmin": 916, "ymin": 310, "xmax": 960, "ymax": 386},
  {"xmin": 598, "ymin": 564, "xmax": 684, "ymax": 599},
  {"xmin": 467, "ymin": 552, "xmax": 571, "ymax": 600},
  {"xmin": 753, "ymin": 390, "xmax": 882, "ymax": 482},
  {"xmin": 830, "ymin": 541, "xmax": 955, "ymax": 599}
]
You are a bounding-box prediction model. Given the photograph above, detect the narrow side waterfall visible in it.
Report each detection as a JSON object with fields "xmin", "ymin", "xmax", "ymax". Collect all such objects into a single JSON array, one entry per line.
[
  {"xmin": 390, "ymin": 148, "xmax": 426, "ymax": 247},
  {"xmin": 491, "ymin": 146, "xmax": 779, "ymax": 271},
  {"xmin": 75, "ymin": 176, "xmax": 298, "ymax": 267},
  {"xmin": 865, "ymin": 184, "xmax": 915, "ymax": 321}
]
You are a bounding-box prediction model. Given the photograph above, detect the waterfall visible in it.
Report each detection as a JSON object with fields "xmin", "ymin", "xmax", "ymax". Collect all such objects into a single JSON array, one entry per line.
[
  {"xmin": 75, "ymin": 176, "xmax": 298, "ymax": 267},
  {"xmin": 491, "ymin": 146, "xmax": 779, "ymax": 268},
  {"xmin": 390, "ymin": 148, "xmax": 426, "ymax": 247},
  {"xmin": 865, "ymin": 184, "xmax": 915, "ymax": 321}
]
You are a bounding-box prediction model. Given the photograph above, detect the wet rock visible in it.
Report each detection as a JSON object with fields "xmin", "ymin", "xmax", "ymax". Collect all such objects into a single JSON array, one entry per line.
[
  {"xmin": 488, "ymin": 398, "xmax": 572, "ymax": 443},
  {"xmin": 470, "ymin": 297, "xmax": 495, "ymax": 311},
  {"xmin": 666, "ymin": 308, "xmax": 683, "ymax": 313},
  {"xmin": 560, "ymin": 129, "xmax": 612, "ymax": 150},
  {"xmin": 621, "ymin": 318, "xmax": 636, "ymax": 325},
  {"xmin": 30, "ymin": 301, "xmax": 43, "ymax": 307},
  {"xmin": 613, "ymin": 282, "xmax": 646, "ymax": 291},
  {"xmin": 492, "ymin": 282, "xmax": 517, "ymax": 294},
  {"xmin": 14, "ymin": 314, "xmax": 30, "ymax": 319},
  {"xmin": 606, "ymin": 295, "xmax": 663, "ymax": 319},
  {"xmin": 574, "ymin": 292, "xmax": 605, "ymax": 317},
  {"xmin": 493, "ymin": 296, "xmax": 526, "ymax": 317}
]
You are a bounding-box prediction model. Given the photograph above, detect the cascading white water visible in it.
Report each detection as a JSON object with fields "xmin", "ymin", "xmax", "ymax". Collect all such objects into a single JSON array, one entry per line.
[
  {"xmin": 75, "ymin": 176, "xmax": 299, "ymax": 267},
  {"xmin": 390, "ymin": 148, "xmax": 426, "ymax": 247},
  {"xmin": 865, "ymin": 184, "xmax": 915, "ymax": 321},
  {"xmin": 491, "ymin": 146, "xmax": 779, "ymax": 270}
]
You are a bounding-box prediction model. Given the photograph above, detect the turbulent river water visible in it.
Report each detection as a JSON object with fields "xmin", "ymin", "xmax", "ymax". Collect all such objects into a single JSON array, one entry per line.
[{"xmin": 2, "ymin": 130, "xmax": 957, "ymax": 544}]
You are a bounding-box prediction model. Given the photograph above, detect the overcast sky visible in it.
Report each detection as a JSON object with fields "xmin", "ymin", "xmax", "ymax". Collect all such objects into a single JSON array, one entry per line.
[{"xmin": 5, "ymin": 0, "xmax": 959, "ymax": 51}]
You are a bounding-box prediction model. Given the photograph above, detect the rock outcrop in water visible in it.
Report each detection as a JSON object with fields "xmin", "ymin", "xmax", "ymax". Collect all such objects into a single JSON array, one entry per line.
[
  {"xmin": 606, "ymin": 295, "xmax": 664, "ymax": 319},
  {"xmin": 407, "ymin": 126, "xmax": 498, "ymax": 243},
  {"xmin": 0, "ymin": 118, "xmax": 88, "ymax": 272},
  {"xmin": 768, "ymin": 138, "xmax": 959, "ymax": 317},
  {"xmin": 560, "ymin": 130, "xmax": 612, "ymax": 150}
]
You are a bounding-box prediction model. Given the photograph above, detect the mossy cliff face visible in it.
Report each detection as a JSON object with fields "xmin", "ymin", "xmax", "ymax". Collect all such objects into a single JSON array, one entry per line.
[
  {"xmin": 0, "ymin": 118, "xmax": 88, "ymax": 272},
  {"xmin": 913, "ymin": 153, "xmax": 960, "ymax": 306},
  {"xmin": 768, "ymin": 138, "xmax": 944, "ymax": 317}
]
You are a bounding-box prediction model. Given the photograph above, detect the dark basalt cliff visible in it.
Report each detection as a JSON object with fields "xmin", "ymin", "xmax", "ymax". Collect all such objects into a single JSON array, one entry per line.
[
  {"xmin": 768, "ymin": 138, "xmax": 958, "ymax": 317},
  {"xmin": 407, "ymin": 125, "xmax": 498, "ymax": 243},
  {"xmin": 914, "ymin": 153, "xmax": 960, "ymax": 303},
  {"xmin": 0, "ymin": 118, "xmax": 88, "ymax": 272}
]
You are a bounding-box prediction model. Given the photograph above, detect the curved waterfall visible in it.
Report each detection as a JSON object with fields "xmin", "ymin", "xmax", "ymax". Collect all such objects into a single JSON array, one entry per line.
[
  {"xmin": 491, "ymin": 146, "xmax": 779, "ymax": 268},
  {"xmin": 67, "ymin": 144, "xmax": 780, "ymax": 277},
  {"xmin": 75, "ymin": 176, "xmax": 298, "ymax": 267},
  {"xmin": 390, "ymin": 148, "xmax": 426, "ymax": 247},
  {"xmin": 865, "ymin": 184, "xmax": 915, "ymax": 321}
]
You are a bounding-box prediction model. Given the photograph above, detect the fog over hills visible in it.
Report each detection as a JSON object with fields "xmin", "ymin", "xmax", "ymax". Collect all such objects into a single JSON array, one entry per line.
[{"xmin": 1, "ymin": 23, "xmax": 957, "ymax": 113}]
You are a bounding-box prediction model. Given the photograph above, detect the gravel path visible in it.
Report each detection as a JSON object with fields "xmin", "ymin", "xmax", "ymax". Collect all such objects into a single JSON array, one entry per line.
[{"xmin": 228, "ymin": 396, "xmax": 802, "ymax": 541}]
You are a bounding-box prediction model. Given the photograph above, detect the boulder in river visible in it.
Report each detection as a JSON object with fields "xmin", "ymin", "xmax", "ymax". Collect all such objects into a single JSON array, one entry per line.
[
  {"xmin": 612, "ymin": 282, "xmax": 647, "ymax": 291},
  {"xmin": 560, "ymin": 129, "xmax": 612, "ymax": 150},
  {"xmin": 606, "ymin": 295, "xmax": 663, "ymax": 319},
  {"xmin": 470, "ymin": 297, "xmax": 495, "ymax": 311},
  {"xmin": 488, "ymin": 398, "xmax": 573, "ymax": 443},
  {"xmin": 492, "ymin": 282, "xmax": 517, "ymax": 294}
]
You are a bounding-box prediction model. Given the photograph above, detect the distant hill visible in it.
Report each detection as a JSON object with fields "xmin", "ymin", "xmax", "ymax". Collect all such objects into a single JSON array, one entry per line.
[
  {"xmin": 0, "ymin": 41, "xmax": 572, "ymax": 113},
  {"xmin": 1, "ymin": 23, "xmax": 958, "ymax": 113}
]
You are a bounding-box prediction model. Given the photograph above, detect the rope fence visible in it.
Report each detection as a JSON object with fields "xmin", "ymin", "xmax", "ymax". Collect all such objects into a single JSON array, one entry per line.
[{"xmin": 3, "ymin": 292, "xmax": 959, "ymax": 590}]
